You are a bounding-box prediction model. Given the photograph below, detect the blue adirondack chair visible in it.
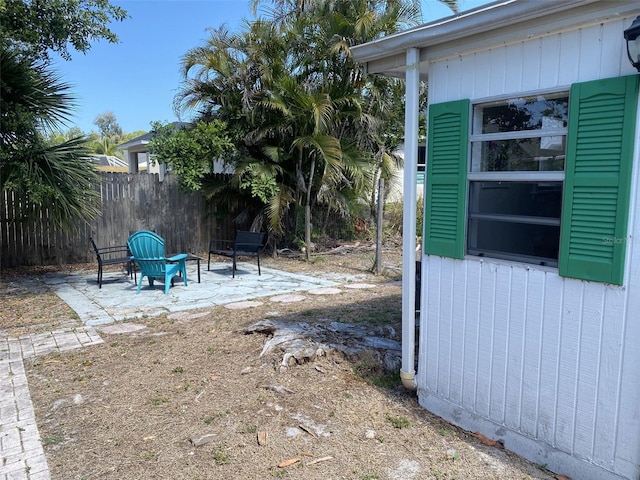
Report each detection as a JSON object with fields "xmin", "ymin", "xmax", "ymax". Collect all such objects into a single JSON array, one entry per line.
[{"xmin": 127, "ymin": 230, "xmax": 188, "ymax": 294}]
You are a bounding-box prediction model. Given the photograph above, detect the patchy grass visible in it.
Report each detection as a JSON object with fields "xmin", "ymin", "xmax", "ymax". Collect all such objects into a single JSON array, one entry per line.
[{"xmin": 385, "ymin": 413, "xmax": 411, "ymax": 429}]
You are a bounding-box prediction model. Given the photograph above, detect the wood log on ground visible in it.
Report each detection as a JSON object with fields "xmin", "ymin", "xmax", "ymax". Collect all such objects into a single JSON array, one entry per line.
[{"xmin": 245, "ymin": 320, "xmax": 401, "ymax": 372}]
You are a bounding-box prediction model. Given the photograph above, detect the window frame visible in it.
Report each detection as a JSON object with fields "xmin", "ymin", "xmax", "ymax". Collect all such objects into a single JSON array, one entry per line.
[{"xmin": 466, "ymin": 89, "xmax": 570, "ymax": 267}]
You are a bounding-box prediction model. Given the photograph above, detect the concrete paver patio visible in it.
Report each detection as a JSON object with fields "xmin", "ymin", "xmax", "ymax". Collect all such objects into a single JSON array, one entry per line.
[{"xmin": 49, "ymin": 261, "xmax": 342, "ymax": 325}]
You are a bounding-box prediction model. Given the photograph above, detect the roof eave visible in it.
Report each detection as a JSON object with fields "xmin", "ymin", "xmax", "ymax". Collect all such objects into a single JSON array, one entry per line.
[{"xmin": 350, "ymin": 0, "xmax": 598, "ymax": 64}]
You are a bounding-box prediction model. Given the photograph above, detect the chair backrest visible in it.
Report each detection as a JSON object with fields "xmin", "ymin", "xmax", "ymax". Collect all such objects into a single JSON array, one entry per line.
[
  {"xmin": 128, "ymin": 230, "xmax": 167, "ymax": 276},
  {"xmin": 128, "ymin": 230, "xmax": 165, "ymax": 258},
  {"xmin": 235, "ymin": 231, "xmax": 265, "ymax": 253},
  {"xmin": 90, "ymin": 237, "xmax": 100, "ymax": 257}
]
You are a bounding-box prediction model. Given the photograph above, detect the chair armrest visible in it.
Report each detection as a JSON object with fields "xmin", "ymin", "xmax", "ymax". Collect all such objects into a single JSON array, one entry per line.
[{"xmin": 167, "ymin": 253, "xmax": 188, "ymax": 262}]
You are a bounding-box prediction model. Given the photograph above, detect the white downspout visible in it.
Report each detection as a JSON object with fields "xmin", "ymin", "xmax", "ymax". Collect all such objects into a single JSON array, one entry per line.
[{"xmin": 400, "ymin": 47, "xmax": 420, "ymax": 391}]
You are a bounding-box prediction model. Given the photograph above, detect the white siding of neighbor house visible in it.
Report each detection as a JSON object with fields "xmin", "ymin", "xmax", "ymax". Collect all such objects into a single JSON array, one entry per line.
[{"xmin": 418, "ymin": 17, "xmax": 640, "ymax": 480}]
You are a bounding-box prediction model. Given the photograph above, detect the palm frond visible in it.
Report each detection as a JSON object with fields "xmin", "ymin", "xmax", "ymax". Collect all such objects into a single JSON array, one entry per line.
[{"xmin": 2, "ymin": 137, "xmax": 101, "ymax": 230}]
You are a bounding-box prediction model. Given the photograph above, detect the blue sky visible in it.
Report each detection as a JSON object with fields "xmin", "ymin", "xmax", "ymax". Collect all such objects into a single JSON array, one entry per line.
[{"xmin": 54, "ymin": 0, "xmax": 492, "ymax": 135}]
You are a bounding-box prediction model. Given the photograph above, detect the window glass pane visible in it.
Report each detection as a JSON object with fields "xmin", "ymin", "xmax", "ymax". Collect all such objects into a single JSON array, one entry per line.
[
  {"xmin": 467, "ymin": 181, "xmax": 562, "ymax": 265},
  {"xmin": 471, "ymin": 137, "xmax": 565, "ymax": 172},
  {"xmin": 469, "ymin": 181, "xmax": 562, "ymax": 219},
  {"xmin": 477, "ymin": 94, "xmax": 568, "ymax": 134},
  {"xmin": 468, "ymin": 219, "xmax": 560, "ymax": 265}
]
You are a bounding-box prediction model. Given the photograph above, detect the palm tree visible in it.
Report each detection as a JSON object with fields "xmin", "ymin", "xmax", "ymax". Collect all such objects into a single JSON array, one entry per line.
[
  {"xmin": 0, "ymin": 47, "xmax": 101, "ymax": 231},
  {"xmin": 253, "ymin": 73, "xmax": 368, "ymax": 258},
  {"xmin": 281, "ymin": 0, "xmax": 421, "ymax": 262},
  {"xmin": 174, "ymin": 0, "xmax": 458, "ymax": 259},
  {"xmin": 93, "ymin": 136, "xmax": 121, "ymax": 157},
  {"xmin": 175, "ymin": 21, "xmax": 293, "ymax": 235}
]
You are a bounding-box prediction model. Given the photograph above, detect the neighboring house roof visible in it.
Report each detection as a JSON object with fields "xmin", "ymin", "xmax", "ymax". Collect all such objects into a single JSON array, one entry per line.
[
  {"xmin": 89, "ymin": 154, "xmax": 129, "ymax": 173},
  {"xmin": 351, "ymin": 0, "xmax": 638, "ymax": 79},
  {"xmin": 116, "ymin": 131, "xmax": 152, "ymax": 151},
  {"xmin": 116, "ymin": 122, "xmax": 190, "ymax": 152}
]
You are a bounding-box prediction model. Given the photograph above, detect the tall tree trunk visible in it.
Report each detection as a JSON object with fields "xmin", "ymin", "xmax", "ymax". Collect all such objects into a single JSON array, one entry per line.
[
  {"xmin": 305, "ymin": 204, "xmax": 311, "ymax": 261},
  {"xmin": 374, "ymin": 176, "xmax": 385, "ymax": 274},
  {"xmin": 304, "ymin": 158, "xmax": 316, "ymax": 261},
  {"xmin": 370, "ymin": 169, "xmax": 379, "ymax": 219}
]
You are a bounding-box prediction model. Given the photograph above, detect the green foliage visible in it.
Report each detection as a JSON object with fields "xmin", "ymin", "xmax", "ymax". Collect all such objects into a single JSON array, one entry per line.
[
  {"xmin": 416, "ymin": 197, "xmax": 424, "ymax": 236},
  {"xmin": 87, "ymin": 112, "xmax": 126, "ymax": 156},
  {"xmin": 382, "ymin": 199, "xmax": 424, "ymax": 239},
  {"xmin": 238, "ymin": 424, "xmax": 258, "ymax": 434},
  {"xmin": 0, "ymin": 0, "xmax": 129, "ymax": 61},
  {"xmin": 0, "ymin": 47, "xmax": 101, "ymax": 230},
  {"xmin": 93, "ymin": 111, "xmax": 122, "ymax": 139},
  {"xmin": 42, "ymin": 435, "xmax": 65, "ymax": 446},
  {"xmin": 120, "ymin": 130, "xmax": 147, "ymax": 143},
  {"xmin": 353, "ymin": 350, "xmax": 401, "ymax": 389},
  {"xmin": 175, "ymin": 0, "xmax": 428, "ymax": 243},
  {"xmin": 239, "ymin": 163, "xmax": 280, "ymax": 204},
  {"xmin": 359, "ymin": 473, "xmax": 380, "ymax": 480},
  {"xmin": 383, "ymin": 202, "xmax": 403, "ymax": 237},
  {"xmin": 45, "ymin": 127, "xmax": 86, "ymax": 145},
  {"xmin": 139, "ymin": 451, "xmax": 158, "ymax": 461},
  {"xmin": 150, "ymin": 396, "xmax": 169, "ymax": 406},
  {"xmin": 49, "ymin": 126, "xmax": 141, "ymax": 157},
  {"xmin": 0, "ymin": 0, "xmax": 128, "ymax": 232},
  {"xmin": 90, "ymin": 136, "xmax": 120, "ymax": 156},
  {"xmin": 1, "ymin": 49, "xmax": 75, "ymax": 134},
  {"xmin": 147, "ymin": 120, "xmax": 233, "ymax": 192}
]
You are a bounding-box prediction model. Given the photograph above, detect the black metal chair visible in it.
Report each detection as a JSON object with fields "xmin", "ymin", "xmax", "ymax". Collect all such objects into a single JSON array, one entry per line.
[
  {"xmin": 208, "ymin": 231, "xmax": 266, "ymax": 278},
  {"xmin": 90, "ymin": 238, "xmax": 136, "ymax": 288}
]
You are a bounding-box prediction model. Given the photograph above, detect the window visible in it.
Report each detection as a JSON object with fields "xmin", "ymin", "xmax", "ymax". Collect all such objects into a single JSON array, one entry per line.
[
  {"xmin": 467, "ymin": 93, "xmax": 569, "ymax": 266},
  {"xmin": 424, "ymin": 76, "xmax": 637, "ymax": 284},
  {"xmin": 417, "ymin": 145, "xmax": 426, "ymax": 184}
]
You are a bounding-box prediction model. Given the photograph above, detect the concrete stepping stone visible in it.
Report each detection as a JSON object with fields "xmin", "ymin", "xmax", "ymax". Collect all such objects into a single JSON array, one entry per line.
[
  {"xmin": 224, "ymin": 301, "xmax": 264, "ymax": 309},
  {"xmin": 270, "ymin": 294, "xmax": 307, "ymax": 303},
  {"xmin": 98, "ymin": 323, "xmax": 147, "ymax": 334},
  {"xmin": 167, "ymin": 311, "xmax": 210, "ymax": 321},
  {"xmin": 307, "ymin": 287, "xmax": 342, "ymax": 295},
  {"xmin": 343, "ymin": 283, "xmax": 376, "ymax": 289}
]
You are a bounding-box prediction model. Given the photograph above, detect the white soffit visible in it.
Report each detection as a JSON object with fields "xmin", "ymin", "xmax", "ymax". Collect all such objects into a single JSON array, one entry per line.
[{"xmin": 352, "ymin": 0, "xmax": 639, "ymax": 79}]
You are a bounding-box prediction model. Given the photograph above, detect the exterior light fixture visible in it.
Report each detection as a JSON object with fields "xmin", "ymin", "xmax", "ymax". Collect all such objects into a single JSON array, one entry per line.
[{"xmin": 624, "ymin": 15, "xmax": 640, "ymax": 72}]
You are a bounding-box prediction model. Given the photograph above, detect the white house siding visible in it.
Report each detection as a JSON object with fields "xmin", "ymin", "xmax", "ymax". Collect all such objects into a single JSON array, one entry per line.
[{"xmin": 418, "ymin": 17, "xmax": 640, "ymax": 480}]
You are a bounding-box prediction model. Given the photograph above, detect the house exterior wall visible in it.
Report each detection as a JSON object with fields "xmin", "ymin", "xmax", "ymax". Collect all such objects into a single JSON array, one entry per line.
[{"xmin": 418, "ymin": 16, "xmax": 640, "ymax": 480}]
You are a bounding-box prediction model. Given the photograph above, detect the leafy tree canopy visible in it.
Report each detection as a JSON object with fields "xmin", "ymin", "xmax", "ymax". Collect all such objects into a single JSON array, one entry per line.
[
  {"xmin": 0, "ymin": 0, "xmax": 129, "ymax": 61},
  {"xmin": 93, "ymin": 111, "xmax": 123, "ymax": 139},
  {"xmin": 147, "ymin": 121, "xmax": 234, "ymax": 192}
]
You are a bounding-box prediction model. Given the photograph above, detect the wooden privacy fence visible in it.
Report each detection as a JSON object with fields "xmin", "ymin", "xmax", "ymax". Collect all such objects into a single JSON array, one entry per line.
[{"xmin": 1, "ymin": 172, "xmax": 239, "ymax": 269}]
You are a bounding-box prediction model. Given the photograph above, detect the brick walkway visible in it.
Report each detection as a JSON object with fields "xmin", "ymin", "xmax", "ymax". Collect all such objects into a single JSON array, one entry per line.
[{"xmin": 0, "ymin": 327, "xmax": 103, "ymax": 479}]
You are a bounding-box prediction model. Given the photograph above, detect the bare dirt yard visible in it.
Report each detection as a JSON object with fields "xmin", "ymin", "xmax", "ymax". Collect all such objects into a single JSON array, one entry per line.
[{"xmin": 2, "ymin": 244, "xmax": 557, "ymax": 480}]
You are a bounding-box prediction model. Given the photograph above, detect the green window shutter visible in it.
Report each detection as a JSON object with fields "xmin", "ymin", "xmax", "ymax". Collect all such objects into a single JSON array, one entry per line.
[
  {"xmin": 559, "ymin": 75, "xmax": 639, "ymax": 285},
  {"xmin": 424, "ymin": 99, "xmax": 470, "ymax": 259}
]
